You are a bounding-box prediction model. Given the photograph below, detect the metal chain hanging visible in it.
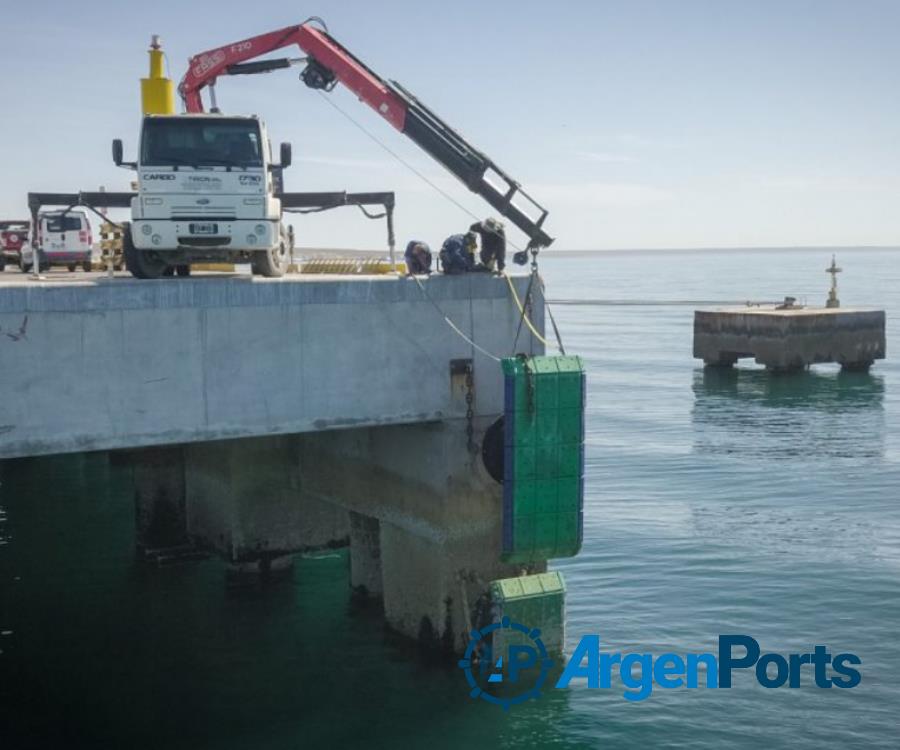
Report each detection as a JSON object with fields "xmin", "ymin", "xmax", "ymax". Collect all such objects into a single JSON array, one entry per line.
[{"xmin": 465, "ymin": 362, "xmax": 476, "ymax": 454}]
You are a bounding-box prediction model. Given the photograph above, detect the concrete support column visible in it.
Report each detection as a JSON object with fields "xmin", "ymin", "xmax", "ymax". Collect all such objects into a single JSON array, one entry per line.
[
  {"xmin": 299, "ymin": 419, "xmax": 543, "ymax": 654},
  {"xmin": 131, "ymin": 445, "xmax": 189, "ymax": 556},
  {"xmin": 379, "ymin": 522, "xmax": 534, "ymax": 654},
  {"xmin": 703, "ymin": 353, "xmax": 738, "ymax": 368},
  {"xmin": 184, "ymin": 435, "xmax": 349, "ymax": 574},
  {"xmin": 349, "ymin": 511, "xmax": 382, "ymax": 598}
]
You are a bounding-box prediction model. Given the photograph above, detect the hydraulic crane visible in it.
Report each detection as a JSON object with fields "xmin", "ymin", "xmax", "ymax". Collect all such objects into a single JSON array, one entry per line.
[{"xmin": 178, "ymin": 18, "xmax": 554, "ymax": 250}]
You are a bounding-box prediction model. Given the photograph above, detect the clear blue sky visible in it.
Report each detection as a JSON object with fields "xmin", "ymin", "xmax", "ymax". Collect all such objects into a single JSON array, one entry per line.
[{"xmin": 1, "ymin": 0, "xmax": 897, "ymax": 250}]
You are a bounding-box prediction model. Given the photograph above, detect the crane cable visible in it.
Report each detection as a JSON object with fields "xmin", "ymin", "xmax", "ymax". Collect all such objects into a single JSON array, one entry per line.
[
  {"xmin": 411, "ymin": 275, "xmax": 501, "ymax": 362},
  {"xmin": 541, "ymin": 277, "xmax": 567, "ymax": 355},
  {"xmin": 315, "ymin": 91, "xmax": 527, "ymax": 254},
  {"xmin": 505, "ymin": 273, "xmax": 550, "ymax": 349}
]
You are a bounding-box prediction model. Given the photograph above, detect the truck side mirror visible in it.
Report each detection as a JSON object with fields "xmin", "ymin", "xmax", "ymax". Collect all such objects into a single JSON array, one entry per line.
[
  {"xmin": 112, "ymin": 139, "xmax": 124, "ymax": 166},
  {"xmin": 280, "ymin": 142, "xmax": 292, "ymax": 169}
]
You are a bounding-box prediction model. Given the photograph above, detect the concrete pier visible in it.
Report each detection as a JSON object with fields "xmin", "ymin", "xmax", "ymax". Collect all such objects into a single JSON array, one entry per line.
[
  {"xmin": 0, "ymin": 271, "xmax": 552, "ymax": 653},
  {"xmin": 693, "ymin": 306, "xmax": 885, "ymax": 371},
  {"xmin": 349, "ymin": 511, "xmax": 382, "ymax": 597}
]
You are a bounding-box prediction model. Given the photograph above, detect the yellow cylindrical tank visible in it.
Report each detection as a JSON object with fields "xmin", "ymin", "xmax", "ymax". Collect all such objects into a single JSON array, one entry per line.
[{"xmin": 141, "ymin": 35, "xmax": 175, "ymax": 115}]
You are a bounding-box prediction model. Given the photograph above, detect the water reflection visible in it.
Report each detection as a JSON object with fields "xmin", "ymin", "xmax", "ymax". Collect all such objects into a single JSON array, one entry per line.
[{"xmin": 691, "ymin": 367, "xmax": 885, "ymax": 459}]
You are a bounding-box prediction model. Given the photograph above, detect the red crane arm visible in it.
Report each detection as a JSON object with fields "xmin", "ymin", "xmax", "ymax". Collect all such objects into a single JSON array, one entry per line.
[
  {"xmin": 179, "ymin": 24, "xmax": 408, "ymax": 131},
  {"xmin": 178, "ymin": 21, "xmax": 554, "ymax": 248}
]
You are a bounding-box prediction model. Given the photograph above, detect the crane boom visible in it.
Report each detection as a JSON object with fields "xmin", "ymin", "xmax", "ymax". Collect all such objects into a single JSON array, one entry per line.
[{"xmin": 178, "ymin": 21, "xmax": 553, "ymax": 249}]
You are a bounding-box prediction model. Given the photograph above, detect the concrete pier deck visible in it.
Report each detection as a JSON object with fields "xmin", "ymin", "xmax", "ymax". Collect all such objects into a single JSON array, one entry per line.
[
  {"xmin": 693, "ymin": 305, "xmax": 885, "ymax": 371},
  {"xmin": 0, "ymin": 270, "xmax": 540, "ymax": 458}
]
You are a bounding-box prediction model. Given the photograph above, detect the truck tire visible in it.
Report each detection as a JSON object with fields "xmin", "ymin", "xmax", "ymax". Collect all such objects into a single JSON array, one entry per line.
[
  {"xmin": 38, "ymin": 252, "xmax": 52, "ymax": 273},
  {"xmin": 0, "ymin": 256, "xmax": 5, "ymax": 272},
  {"xmin": 82, "ymin": 261, "xmax": 92, "ymax": 272},
  {"xmin": 252, "ymin": 239, "xmax": 288, "ymax": 278},
  {"xmin": 123, "ymin": 223, "xmax": 167, "ymax": 279},
  {"xmin": 67, "ymin": 264, "xmax": 77, "ymax": 273}
]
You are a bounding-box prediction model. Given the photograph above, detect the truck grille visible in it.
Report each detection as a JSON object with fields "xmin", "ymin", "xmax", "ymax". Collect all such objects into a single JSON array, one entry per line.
[
  {"xmin": 171, "ymin": 206, "xmax": 236, "ymax": 220},
  {"xmin": 178, "ymin": 236, "xmax": 231, "ymax": 247}
]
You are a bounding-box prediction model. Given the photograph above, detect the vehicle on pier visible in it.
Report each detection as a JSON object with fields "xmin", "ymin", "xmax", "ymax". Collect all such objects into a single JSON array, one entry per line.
[
  {"xmin": 0, "ymin": 220, "xmax": 30, "ymax": 271},
  {"xmin": 19, "ymin": 210, "xmax": 93, "ymax": 273},
  {"xmin": 113, "ymin": 113, "xmax": 292, "ymax": 278}
]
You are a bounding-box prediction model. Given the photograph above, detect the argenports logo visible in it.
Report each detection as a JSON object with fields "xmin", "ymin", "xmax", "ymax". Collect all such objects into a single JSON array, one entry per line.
[
  {"xmin": 461, "ymin": 630, "xmax": 862, "ymax": 708},
  {"xmin": 459, "ymin": 617, "xmax": 553, "ymax": 710}
]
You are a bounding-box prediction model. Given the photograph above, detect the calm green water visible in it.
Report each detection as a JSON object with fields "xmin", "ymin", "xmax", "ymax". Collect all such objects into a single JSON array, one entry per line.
[{"xmin": 2, "ymin": 248, "xmax": 899, "ymax": 748}]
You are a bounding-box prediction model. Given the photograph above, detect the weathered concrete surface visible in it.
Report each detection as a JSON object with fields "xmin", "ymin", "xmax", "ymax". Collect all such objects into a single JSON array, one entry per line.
[
  {"xmin": 183, "ymin": 435, "xmax": 349, "ymax": 561},
  {"xmin": 349, "ymin": 511, "xmax": 382, "ymax": 597},
  {"xmin": 1, "ymin": 270, "xmax": 551, "ymax": 654},
  {"xmin": 0, "ymin": 273, "xmax": 542, "ymax": 459},
  {"xmin": 296, "ymin": 419, "xmax": 545, "ymax": 653},
  {"xmin": 132, "ymin": 444, "xmax": 189, "ymax": 552},
  {"xmin": 694, "ymin": 306, "xmax": 886, "ymax": 370},
  {"xmin": 124, "ymin": 419, "xmax": 542, "ymax": 652}
]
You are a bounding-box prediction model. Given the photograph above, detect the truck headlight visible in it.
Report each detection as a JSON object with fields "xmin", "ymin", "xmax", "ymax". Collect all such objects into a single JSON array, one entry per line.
[
  {"xmin": 246, "ymin": 234, "xmax": 257, "ymax": 245},
  {"xmin": 151, "ymin": 234, "xmax": 162, "ymax": 246},
  {"xmin": 141, "ymin": 224, "xmax": 152, "ymax": 236},
  {"xmin": 254, "ymin": 224, "xmax": 266, "ymax": 236}
]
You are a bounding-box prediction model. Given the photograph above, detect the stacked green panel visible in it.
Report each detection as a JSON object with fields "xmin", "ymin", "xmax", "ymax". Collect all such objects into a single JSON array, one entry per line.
[
  {"xmin": 502, "ymin": 355, "xmax": 585, "ymax": 563},
  {"xmin": 490, "ymin": 571, "xmax": 566, "ymax": 656}
]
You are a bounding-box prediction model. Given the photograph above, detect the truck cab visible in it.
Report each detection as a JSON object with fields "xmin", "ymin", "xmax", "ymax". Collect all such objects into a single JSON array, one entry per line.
[{"xmin": 114, "ymin": 114, "xmax": 292, "ymax": 278}]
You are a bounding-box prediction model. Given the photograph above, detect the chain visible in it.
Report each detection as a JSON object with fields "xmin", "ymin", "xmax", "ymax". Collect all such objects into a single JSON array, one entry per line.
[
  {"xmin": 523, "ymin": 356, "xmax": 536, "ymax": 414},
  {"xmin": 465, "ymin": 363, "xmax": 476, "ymax": 454},
  {"xmin": 528, "ymin": 245, "xmax": 539, "ymax": 346}
]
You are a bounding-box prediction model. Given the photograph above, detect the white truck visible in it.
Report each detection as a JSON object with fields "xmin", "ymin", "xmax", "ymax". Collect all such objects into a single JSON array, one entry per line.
[{"xmin": 112, "ymin": 114, "xmax": 293, "ymax": 278}]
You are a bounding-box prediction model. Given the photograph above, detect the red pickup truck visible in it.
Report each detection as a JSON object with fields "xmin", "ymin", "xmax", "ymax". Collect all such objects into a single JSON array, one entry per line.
[{"xmin": 0, "ymin": 220, "xmax": 30, "ymax": 271}]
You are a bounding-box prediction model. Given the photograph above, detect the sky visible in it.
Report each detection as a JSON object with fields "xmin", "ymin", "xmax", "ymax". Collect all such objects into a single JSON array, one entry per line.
[{"xmin": 0, "ymin": 0, "xmax": 897, "ymax": 251}]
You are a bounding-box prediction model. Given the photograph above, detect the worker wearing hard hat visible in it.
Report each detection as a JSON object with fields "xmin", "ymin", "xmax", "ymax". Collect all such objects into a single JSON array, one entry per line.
[{"xmin": 469, "ymin": 217, "xmax": 506, "ymax": 273}]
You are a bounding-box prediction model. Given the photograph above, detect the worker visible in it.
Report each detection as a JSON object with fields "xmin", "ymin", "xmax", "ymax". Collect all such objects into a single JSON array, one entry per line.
[
  {"xmin": 404, "ymin": 240, "xmax": 432, "ymax": 275},
  {"xmin": 439, "ymin": 232, "xmax": 477, "ymax": 274},
  {"xmin": 469, "ymin": 217, "xmax": 506, "ymax": 272}
]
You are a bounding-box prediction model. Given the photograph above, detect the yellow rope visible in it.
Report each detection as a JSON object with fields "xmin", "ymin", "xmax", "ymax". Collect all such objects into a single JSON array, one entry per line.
[{"xmin": 504, "ymin": 273, "xmax": 553, "ymax": 348}]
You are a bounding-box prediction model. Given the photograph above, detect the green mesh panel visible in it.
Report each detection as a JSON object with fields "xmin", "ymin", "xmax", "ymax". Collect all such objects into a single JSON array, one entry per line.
[{"xmin": 502, "ymin": 356, "xmax": 585, "ymax": 563}]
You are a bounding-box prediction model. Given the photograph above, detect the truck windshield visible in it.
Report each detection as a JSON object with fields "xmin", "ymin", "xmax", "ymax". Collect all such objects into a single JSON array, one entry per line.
[
  {"xmin": 141, "ymin": 118, "xmax": 264, "ymax": 168},
  {"xmin": 45, "ymin": 215, "xmax": 83, "ymax": 232}
]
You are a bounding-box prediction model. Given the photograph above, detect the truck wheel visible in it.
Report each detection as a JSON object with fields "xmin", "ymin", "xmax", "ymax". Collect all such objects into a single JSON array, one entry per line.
[
  {"xmin": 38, "ymin": 253, "xmax": 52, "ymax": 273},
  {"xmin": 82, "ymin": 261, "xmax": 92, "ymax": 272},
  {"xmin": 67, "ymin": 264, "xmax": 77, "ymax": 273},
  {"xmin": 122, "ymin": 223, "xmax": 167, "ymax": 280},
  {"xmin": 0, "ymin": 256, "xmax": 5, "ymax": 272},
  {"xmin": 252, "ymin": 240, "xmax": 288, "ymax": 278}
]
